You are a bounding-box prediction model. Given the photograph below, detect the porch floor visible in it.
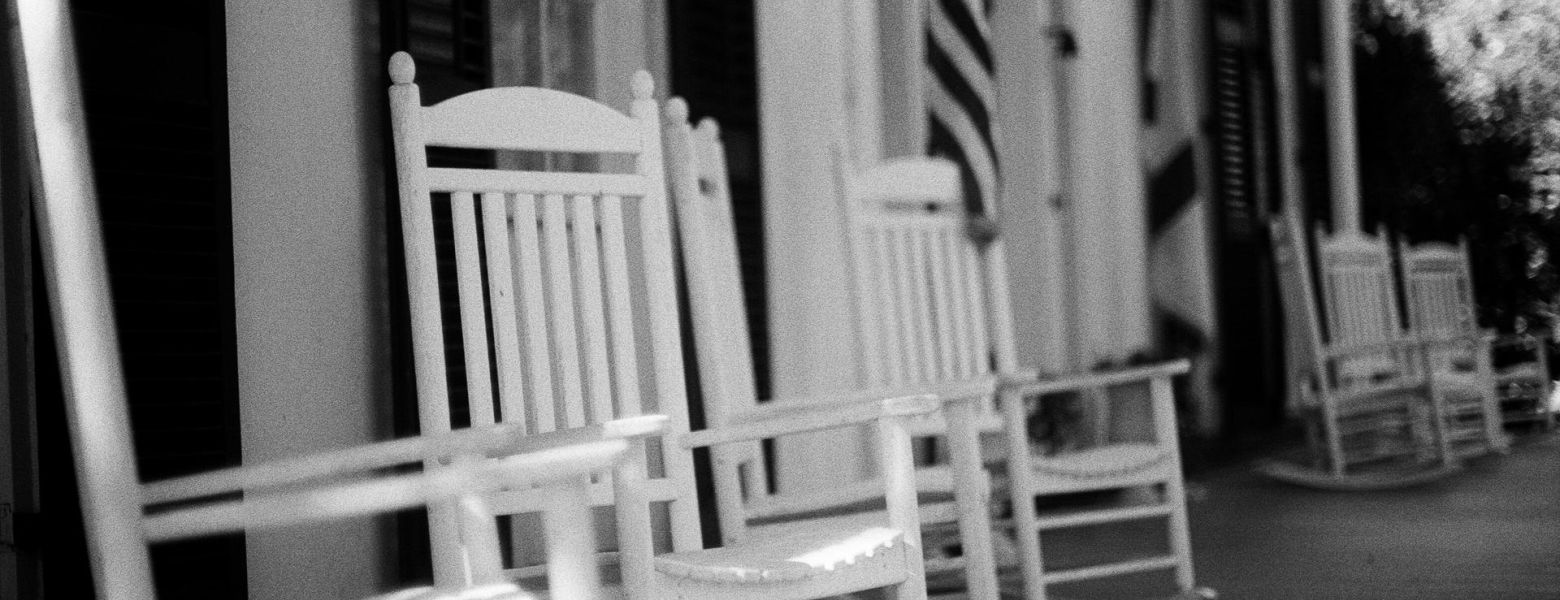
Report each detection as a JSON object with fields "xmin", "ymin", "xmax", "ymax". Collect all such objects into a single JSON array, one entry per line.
[{"xmin": 1184, "ymin": 430, "xmax": 1560, "ymax": 599}]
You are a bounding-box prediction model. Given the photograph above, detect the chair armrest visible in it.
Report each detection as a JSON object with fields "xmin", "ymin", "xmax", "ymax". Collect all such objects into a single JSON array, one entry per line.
[
  {"xmin": 678, "ymin": 393, "xmax": 940, "ymax": 449},
  {"xmin": 1002, "ymin": 359, "xmax": 1192, "ymax": 397},
  {"xmin": 142, "ymin": 439, "xmax": 630, "ymax": 543},
  {"xmin": 143, "ymin": 415, "xmax": 669, "ymax": 506},
  {"xmin": 721, "ymin": 376, "xmax": 998, "ymax": 415}
]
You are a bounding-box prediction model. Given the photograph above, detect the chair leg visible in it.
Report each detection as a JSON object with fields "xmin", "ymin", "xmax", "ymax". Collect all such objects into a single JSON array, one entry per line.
[
  {"xmin": 945, "ymin": 401, "xmax": 1001, "ymax": 600},
  {"xmin": 1001, "ymin": 390, "xmax": 1047, "ymax": 600},
  {"xmin": 1165, "ymin": 479, "xmax": 1196, "ymax": 593}
]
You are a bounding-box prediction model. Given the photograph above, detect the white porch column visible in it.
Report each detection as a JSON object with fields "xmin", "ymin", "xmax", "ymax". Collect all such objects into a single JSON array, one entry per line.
[
  {"xmin": 759, "ymin": 1, "xmax": 872, "ymax": 493},
  {"xmin": 1323, "ymin": 0, "xmax": 1361, "ymax": 233},
  {"xmin": 228, "ymin": 1, "xmax": 387, "ymax": 598},
  {"xmin": 1066, "ymin": 0, "xmax": 1150, "ymax": 363},
  {"xmin": 994, "ymin": 0, "xmax": 1071, "ymax": 372}
]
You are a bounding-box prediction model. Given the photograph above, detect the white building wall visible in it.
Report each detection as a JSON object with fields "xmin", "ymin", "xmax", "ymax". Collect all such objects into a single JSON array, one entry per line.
[{"xmin": 227, "ymin": 2, "xmax": 389, "ymax": 598}]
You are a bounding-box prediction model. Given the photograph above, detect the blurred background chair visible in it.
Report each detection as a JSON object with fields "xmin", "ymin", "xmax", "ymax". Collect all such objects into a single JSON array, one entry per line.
[
  {"xmin": 1400, "ymin": 236, "xmax": 1549, "ymax": 438},
  {"xmin": 1258, "ymin": 214, "xmax": 1459, "ymax": 490}
]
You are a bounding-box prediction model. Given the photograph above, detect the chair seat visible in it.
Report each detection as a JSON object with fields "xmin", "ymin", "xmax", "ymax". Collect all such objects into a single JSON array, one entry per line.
[
  {"xmin": 371, "ymin": 583, "xmax": 537, "ymax": 600},
  {"xmin": 1032, "ymin": 443, "xmax": 1169, "ymax": 479},
  {"xmin": 656, "ymin": 512, "xmax": 904, "ymax": 584}
]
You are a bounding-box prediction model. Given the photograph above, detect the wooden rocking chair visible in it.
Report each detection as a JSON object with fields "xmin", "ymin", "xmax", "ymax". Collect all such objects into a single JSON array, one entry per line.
[
  {"xmin": 1400, "ymin": 237, "xmax": 1551, "ymax": 434},
  {"xmin": 21, "ymin": 4, "xmax": 619, "ymax": 598},
  {"xmin": 834, "ymin": 157, "xmax": 1201, "ymax": 600},
  {"xmin": 1256, "ymin": 216, "xmax": 1461, "ymax": 489},
  {"xmin": 663, "ymin": 104, "xmax": 1001, "ymax": 600},
  {"xmin": 388, "ymin": 53, "xmax": 938, "ymax": 600}
]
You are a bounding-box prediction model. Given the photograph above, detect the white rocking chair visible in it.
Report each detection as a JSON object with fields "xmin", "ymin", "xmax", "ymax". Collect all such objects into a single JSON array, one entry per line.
[
  {"xmin": 832, "ymin": 156, "xmax": 1202, "ymax": 599},
  {"xmin": 1400, "ymin": 236, "xmax": 1551, "ymax": 434},
  {"xmin": 664, "ymin": 103, "xmax": 1002, "ymax": 600},
  {"xmin": 21, "ymin": 3, "xmax": 619, "ymax": 598},
  {"xmin": 1257, "ymin": 216, "xmax": 1461, "ymax": 489},
  {"xmin": 387, "ymin": 53, "xmax": 938, "ymax": 600}
]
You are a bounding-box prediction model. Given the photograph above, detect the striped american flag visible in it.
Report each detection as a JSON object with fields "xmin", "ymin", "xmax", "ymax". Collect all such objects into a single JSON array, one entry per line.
[{"xmin": 926, "ymin": 0, "xmax": 999, "ymax": 219}]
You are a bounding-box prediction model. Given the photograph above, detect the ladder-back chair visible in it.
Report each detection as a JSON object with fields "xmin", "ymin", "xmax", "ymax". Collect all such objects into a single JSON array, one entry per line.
[
  {"xmin": 665, "ymin": 105, "xmax": 999, "ymax": 600},
  {"xmin": 22, "ymin": 2, "xmax": 617, "ymax": 597},
  {"xmin": 835, "ymin": 158, "xmax": 1198, "ymax": 600},
  {"xmin": 1398, "ymin": 237, "xmax": 1511, "ymax": 452},
  {"xmin": 388, "ymin": 53, "xmax": 938, "ymax": 600},
  {"xmin": 1404, "ymin": 236, "xmax": 1547, "ymax": 433},
  {"xmin": 1258, "ymin": 215, "xmax": 1459, "ymax": 489}
]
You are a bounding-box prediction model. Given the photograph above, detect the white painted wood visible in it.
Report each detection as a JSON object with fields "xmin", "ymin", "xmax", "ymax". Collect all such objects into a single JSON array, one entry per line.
[
  {"xmin": 835, "ymin": 156, "xmax": 1200, "ymax": 599},
  {"xmin": 453, "ymin": 193, "xmax": 497, "ymax": 427},
  {"xmin": 393, "ymin": 56, "xmax": 703, "ymax": 588},
  {"xmin": 480, "ymin": 194, "xmax": 528, "ymax": 429},
  {"xmin": 1399, "ymin": 237, "xmax": 1517, "ymax": 450},
  {"xmin": 1265, "ymin": 215, "xmax": 1461, "ymax": 486},
  {"xmin": 509, "ymin": 193, "xmax": 557, "ymax": 433},
  {"xmin": 396, "ymin": 61, "xmax": 938, "ymax": 600},
  {"xmin": 420, "ymin": 87, "xmax": 641, "ymax": 153},
  {"xmin": 17, "ymin": 0, "xmax": 152, "ymax": 594},
  {"xmin": 33, "ymin": 32, "xmax": 619, "ymax": 597},
  {"xmin": 425, "ymin": 168, "xmax": 646, "ymax": 198},
  {"xmin": 665, "ymin": 102, "xmax": 945, "ymax": 600}
]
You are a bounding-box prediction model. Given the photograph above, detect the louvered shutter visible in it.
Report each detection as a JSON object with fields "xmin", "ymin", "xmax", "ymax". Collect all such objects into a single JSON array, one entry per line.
[{"xmin": 1210, "ymin": 0, "xmax": 1287, "ymax": 435}]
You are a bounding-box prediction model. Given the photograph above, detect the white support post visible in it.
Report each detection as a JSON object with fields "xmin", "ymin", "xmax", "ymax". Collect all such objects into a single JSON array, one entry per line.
[{"xmin": 1323, "ymin": 0, "xmax": 1361, "ymax": 234}]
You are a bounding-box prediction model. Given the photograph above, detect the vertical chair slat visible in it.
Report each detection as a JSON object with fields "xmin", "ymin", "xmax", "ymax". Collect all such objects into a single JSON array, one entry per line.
[
  {"xmin": 941, "ymin": 227, "xmax": 975, "ymax": 379},
  {"xmin": 927, "ymin": 226, "xmax": 959, "ymax": 381},
  {"xmin": 510, "ymin": 193, "xmax": 557, "ymax": 432},
  {"xmin": 452, "ymin": 192, "xmax": 497, "ymax": 427},
  {"xmin": 962, "ymin": 242, "xmax": 991, "ymax": 376},
  {"xmin": 570, "ymin": 195, "xmax": 615, "ymax": 425},
  {"xmin": 891, "ymin": 228, "xmax": 921, "ymax": 383},
  {"xmin": 598, "ymin": 196, "xmax": 643, "ymax": 417},
  {"xmin": 542, "ymin": 193, "xmax": 586, "ymax": 431},
  {"xmin": 874, "ymin": 227, "xmax": 904, "ymax": 385},
  {"xmin": 852, "ymin": 226, "xmax": 885, "ymax": 387},
  {"xmin": 480, "ymin": 192, "xmax": 527, "ymax": 430},
  {"xmin": 907, "ymin": 227, "xmax": 938, "ymax": 383}
]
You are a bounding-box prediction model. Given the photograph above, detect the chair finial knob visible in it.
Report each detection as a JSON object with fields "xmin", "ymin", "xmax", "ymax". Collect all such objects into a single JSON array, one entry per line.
[
  {"xmin": 666, "ymin": 97, "xmax": 689, "ymax": 122},
  {"xmin": 632, "ymin": 70, "xmax": 654, "ymax": 100},
  {"xmin": 390, "ymin": 52, "xmax": 416, "ymax": 84}
]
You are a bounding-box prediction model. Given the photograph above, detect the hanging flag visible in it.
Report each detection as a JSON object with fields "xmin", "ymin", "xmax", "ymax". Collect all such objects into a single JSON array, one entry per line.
[{"xmin": 926, "ymin": 0, "xmax": 999, "ymax": 222}]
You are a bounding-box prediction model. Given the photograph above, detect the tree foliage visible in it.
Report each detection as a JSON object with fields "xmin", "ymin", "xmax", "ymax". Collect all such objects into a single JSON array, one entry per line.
[
  {"xmin": 1358, "ymin": 1, "xmax": 1560, "ymax": 333},
  {"xmin": 1376, "ymin": 0, "xmax": 1560, "ymax": 152}
]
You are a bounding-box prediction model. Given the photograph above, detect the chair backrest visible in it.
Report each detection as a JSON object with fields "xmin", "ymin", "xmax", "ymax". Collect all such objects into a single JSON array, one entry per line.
[
  {"xmin": 1269, "ymin": 213, "xmax": 1326, "ymax": 410},
  {"xmin": 836, "ymin": 158, "xmax": 1019, "ymax": 397},
  {"xmin": 1315, "ymin": 226, "xmax": 1404, "ymax": 346},
  {"xmin": 1399, "ymin": 237, "xmax": 1478, "ymax": 337},
  {"xmin": 388, "ymin": 52, "xmax": 703, "ymax": 581},
  {"xmin": 662, "ymin": 101, "xmax": 772, "ymax": 545},
  {"xmin": 1315, "ymin": 225, "xmax": 1410, "ymax": 384}
]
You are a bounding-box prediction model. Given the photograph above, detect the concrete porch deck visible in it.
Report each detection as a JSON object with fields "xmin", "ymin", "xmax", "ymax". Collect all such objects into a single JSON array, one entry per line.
[{"xmin": 1186, "ymin": 432, "xmax": 1560, "ymax": 599}]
